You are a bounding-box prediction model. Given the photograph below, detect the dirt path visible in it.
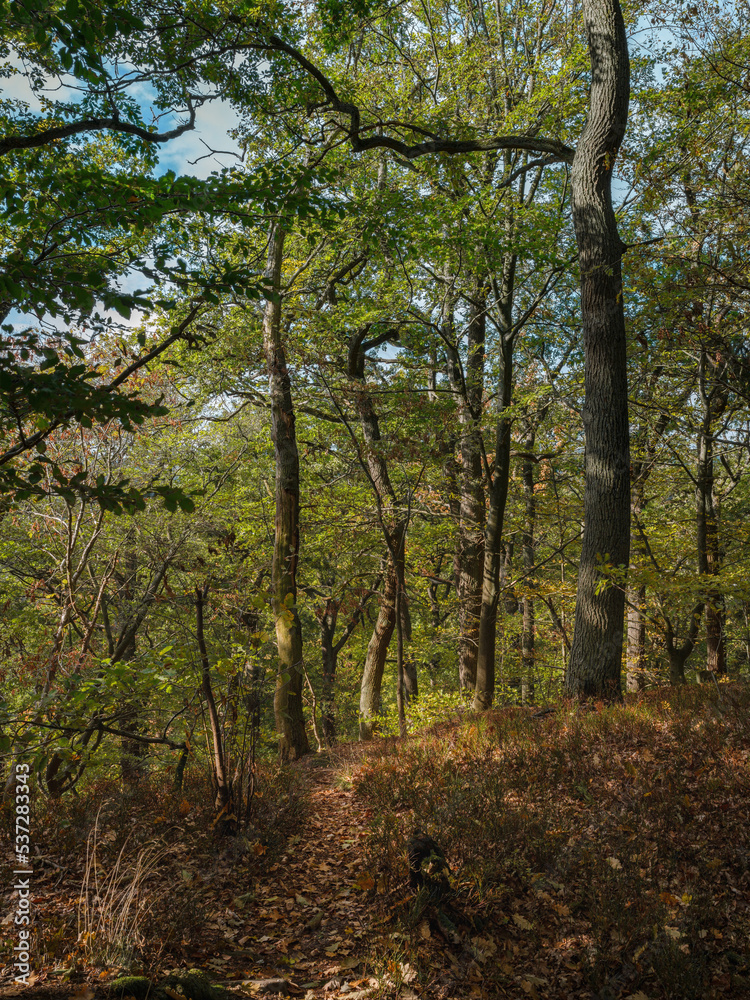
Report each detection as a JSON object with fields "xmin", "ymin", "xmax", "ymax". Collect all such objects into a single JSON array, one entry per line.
[{"xmin": 241, "ymin": 752, "xmax": 385, "ymax": 994}]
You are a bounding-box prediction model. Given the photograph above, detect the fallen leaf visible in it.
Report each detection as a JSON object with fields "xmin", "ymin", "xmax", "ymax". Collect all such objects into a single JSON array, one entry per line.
[
  {"xmin": 70, "ymin": 988, "xmax": 95, "ymax": 1000},
  {"xmin": 354, "ymin": 872, "xmax": 375, "ymax": 891},
  {"xmin": 512, "ymin": 914, "xmax": 534, "ymax": 930}
]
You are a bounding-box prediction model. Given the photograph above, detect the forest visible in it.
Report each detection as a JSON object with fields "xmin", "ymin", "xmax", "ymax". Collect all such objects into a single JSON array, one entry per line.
[{"xmin": 1, "ymin": 0, "xmax": 750, "ymax": 998}]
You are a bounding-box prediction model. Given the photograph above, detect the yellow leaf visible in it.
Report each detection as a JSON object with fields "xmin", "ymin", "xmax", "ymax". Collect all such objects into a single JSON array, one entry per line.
[{"xmin": 606, "ymin": 856, "xmax": 623, "ymax": 870}]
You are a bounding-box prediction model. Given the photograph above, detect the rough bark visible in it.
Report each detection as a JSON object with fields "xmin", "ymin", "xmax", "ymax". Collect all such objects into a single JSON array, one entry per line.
[
  {"xmin": 263, "ymin": 223, "xmax": 309, "ymax": 762},
  {"xmin": 320, "ymin": 602, "xmax": 338, "ymax": 745},
  {"xmin": 565, "ymin": 0, "xmax": 631, "ymax": 700},
  {"xmin": 348, "ymin": 329, "xmax": 409, "ymax": 740},
  {"xmin": 520, "ymin": 424, "xmax": 538, "ymax": 704},
  {"xmin": 696, "ymin": 350, "xmax": 729, "ymax": 677},
  {"xmin": 319, "ymin": 587, "xmax": 374, "ymax": 745},
  {"xmin": 447, "ymin": 283, "xmax": 487, "ymax": 691},
  {"xmin": 665, "ymin": 604, "xmax": 703, "ymax": 685},
  {"xmin": 359, "ymin": 554, "xmax": 400, "ymax": 739},
  {"xmin": 474, "ymin": 331, "xmax": 513, "ymax": 710},
  {"xmin": 195, "ymin": 585, "xmax": 231, "ymax": 812},
  {"xmin": 626, "ymin": 385, "xmax": 684, "ymax": 691}
]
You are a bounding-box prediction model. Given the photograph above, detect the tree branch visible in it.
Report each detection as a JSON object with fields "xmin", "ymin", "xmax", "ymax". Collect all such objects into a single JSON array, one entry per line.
[
  {"xmin": 255, "ymin": 32, "xmax": 575, "ymax": 165},
  {"xmin": 0, "ymin": 102, "xmax": 197, "ymax": 157}
]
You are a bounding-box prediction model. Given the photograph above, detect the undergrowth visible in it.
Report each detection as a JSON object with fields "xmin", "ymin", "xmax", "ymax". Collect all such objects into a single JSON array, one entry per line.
[
  {"xmin": 353, "ymin": 683, "xmax": 750, "ymax": 999},
  {"xmin": 4, "ymin": 762, "xmax": 306, "ymax": 975}
]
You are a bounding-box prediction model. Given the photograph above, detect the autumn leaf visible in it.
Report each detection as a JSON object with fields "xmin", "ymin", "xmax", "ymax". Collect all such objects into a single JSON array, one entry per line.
[{"xmin": 354, "ymin": 871, "xmax": 375, "ymax": 891}]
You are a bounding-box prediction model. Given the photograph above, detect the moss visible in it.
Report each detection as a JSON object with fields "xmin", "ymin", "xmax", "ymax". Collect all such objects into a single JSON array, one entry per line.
[{"xmin": 110, "ymin": 970, "xmax": 228, "ymax": 1000}]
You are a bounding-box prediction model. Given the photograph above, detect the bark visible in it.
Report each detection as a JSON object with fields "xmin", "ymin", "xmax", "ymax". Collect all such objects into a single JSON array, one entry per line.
[
  {"xmin": 320, "ymin": 602, "xmax": 338, "ymax": 745},
  {"xmin": 196, "ymin": 585, "xmax": 231, "ymax": 813},
  {"xmin": 319, "ymin": 587, "xmax": 374, "ymax": 745},
  {"xmin": 565, "ymin": 0, "xmax": 631, "ymax": 700},
  {"xmin": 520, "ymin": 425, "xmax": 537, "ymax": 705},
  {"xmin": 625, "ymin": 581, "xmax": 647, "ymax": 691},
  {"xmin": 348, "ymin": 328, "xmax": 409, "ymax": 740},
  {"xmin": 626, "ymin": 388, "xmax": 684, "ymax": 691},
  {"xmin": 625, "ymin": 475, "xmax": 647, "ymax": 693},
  {"xmin": 359, "ymin": 556, "xmax": 400, "ymax": 739},
  {"xmin": 403, "ymin": 654, "xmax": 419, "ymax": 702},
  {"xmin": 263, "ymin": 223, "xmax": 309, "ymax": 762},
  {"xmin": 665, "ymin": 604, "xmax": 703, "ymax": 685},
  {"xmin": 447, "ymin": 283, "xmax": 487, "ymax": 690},
  {"xmin": 474, "ymin": 331, "xmax": 513, "ymax": 709},
  {"xmin": 696, "ymin": 349, "xmax": 729, "ymax": 677}
]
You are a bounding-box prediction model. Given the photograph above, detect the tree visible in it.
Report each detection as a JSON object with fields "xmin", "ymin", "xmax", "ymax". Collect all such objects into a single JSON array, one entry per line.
[{"xmin": 249, "ymin": 0, "xmax": 632, "ymax": 700}]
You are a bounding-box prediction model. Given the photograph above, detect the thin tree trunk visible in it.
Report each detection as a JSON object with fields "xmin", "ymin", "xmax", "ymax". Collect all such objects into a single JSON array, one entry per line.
[
  {"xmin": 347, "ymin": 328, "xmax": 409, "ymax": 740},
  {"xmin": 360, "ymin": 554, "xmax": 399, "ymax": 738},
  {"xmin": 474, "ymin": 331, "xmax": 513, "ymax": 710},
  {"xmin": 696, "ymin": 353, "xmax": 728, "ymax": 677},
  {"xmin": 665, "ymin": 605, "xmax": 703, "ymax": 685},
  {"xmin": 263, "ymin": 222, "xmax": 309, "ymax": 761},
  {"xmin": 195, "ymin": 585, "xmax": 231, "ymax": 812},
  {"xmin": 320, "ymin": 603, "xmax": 338, "ymax": 745},
  {"xmin": 520, "ymin": 425, "xmax": 537, "ymax": 705},
  {"xmin": 565, "ymin": 0, "xmax": 631, "ymax": 700},
  {"xmin": 395, "ymin": 584, "xmax": 407, "ymax": 738},
  {"xmin": 447, "ymin": 282, "xmax": 487, "ymax": 691},
  {"xmin": 625, "ymin": 581, "xmax": 647, "ymax": 691}
]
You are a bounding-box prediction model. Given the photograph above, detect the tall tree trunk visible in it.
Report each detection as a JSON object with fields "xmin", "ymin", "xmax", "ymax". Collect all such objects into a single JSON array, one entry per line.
[
  {"xmin": 359, "ymin": 551, "xmax": 401, "ymax": 738},
  {"xmin": 665, "ymin": 605, "xmax": 703, "ymax": 685},
  {"xmin": 626, "ymin": 388, "xmax": 684, "ymax": 691},
  {"xmin": 565, "ymin": 0, "xmax": 631, "ymax": 700},
  {"xmin": 696, "ymin": 374, "xmax": 727, "ymax": 676},
  {"xmin": 625, "ymin": 482, "xmax": 647, "ymax": 693},
  {"xmin": 520, "ymin": 424, "xmax": 537, "ymax": 705},
  {"xmin": 263, "ymin": 223, "xmax": 309, "ymax": 761},
  {"xmin": 320, "ymin": 601, "xmax": 338, "ymax": 745},
  {"xmin": 348, "ymin": 329, "xmax": 409, "ymax": 739},
  {"xmin": 474, "ymin": 331, "xmax": 513, "ymax": 709},
  {"xmin": 448, "ymin": 283, "xmax": 487, "ymax": 691},
  {"xmin": 195, "ymin": 585, "xmax": 232, "ymax": 813}
]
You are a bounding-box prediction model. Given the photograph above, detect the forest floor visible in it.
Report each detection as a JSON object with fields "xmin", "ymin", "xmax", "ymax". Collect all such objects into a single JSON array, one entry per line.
[{"xmin": 1, "ymin": 683, "xmax": 750, "ymax": 999}]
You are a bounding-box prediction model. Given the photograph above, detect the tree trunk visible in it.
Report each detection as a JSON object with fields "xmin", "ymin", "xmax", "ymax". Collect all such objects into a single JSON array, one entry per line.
[
  {"xmin": 520, "ymin": 426, "xmax": 537, "ymax": 704},
  {"xmin": 565, "ymin": 0, "xmax": 631, "ymax": 700},
  {"xmin": 448, "ymin": 284, "xmax": 487, "ymax": 691},
  {"xmin": 665, "ymin": 605, "xmax": 702, "ymax": 685},
  {"xmin": 474, "ymin": 331, "xmax": 513, "ymax": 709},
  {"xmin": 696, "ymin": 353, "xmax": 728, "ymax": 678},
  {"xmin": 403, "ymin": 655, "xmax": 418, "ymax": 702},
  {"xmin": 263, "ymin": 223, "xmax": 309, "ymax": 762},
  {"xmin": 320, "ymin": 602, "xmax": 338, "ymax": 745},
  {"xmin": 625, "ymin": 582, "xmax": 647, "ymax": 692},
  {"xmin": 359, "ymin": 553, "xmax": 399, "ymax": 739},
  {"xmin": 348, "ymin": 328, "xmax": 409, "ymax": 739},
  {"xmin": 195, "ymin": 585, "xmax": 232, "ymax": 813}
]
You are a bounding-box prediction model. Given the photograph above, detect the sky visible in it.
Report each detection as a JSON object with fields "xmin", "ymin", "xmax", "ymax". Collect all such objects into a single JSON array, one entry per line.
[
  {"xmin": 2, "ymin": 58, "xmax": 243, "ymax": 180},
  {"xmin": 2, "ymin": 57, "xmax": 245, "ymax": 335}
]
